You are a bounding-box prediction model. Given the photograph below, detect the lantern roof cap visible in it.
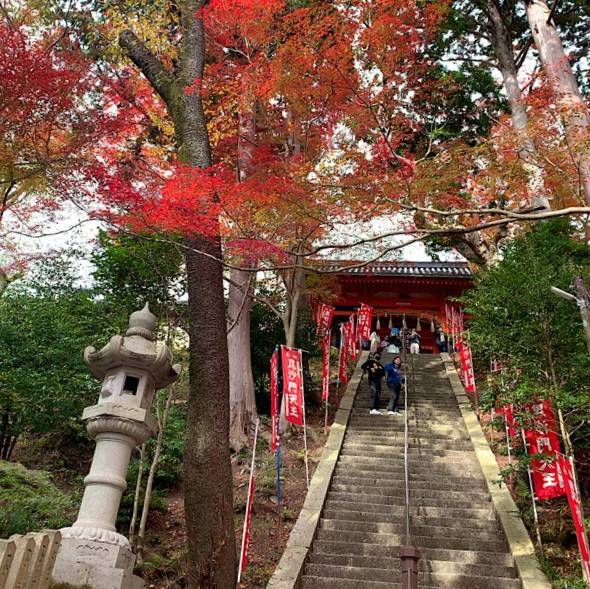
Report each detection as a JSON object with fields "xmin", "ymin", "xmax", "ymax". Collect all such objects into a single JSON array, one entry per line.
[
  {"xmin": 126, "ymin": 302, "xmax": 157, "ymax": 340},
  {"xmin": 84, "ymin": 303, "xmax": 181, "ymax": 388}
]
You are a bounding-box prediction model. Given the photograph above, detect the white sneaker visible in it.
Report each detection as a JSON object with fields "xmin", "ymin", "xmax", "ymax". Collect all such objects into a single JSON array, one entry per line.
[
  {"xmin": 387, "ymin": 411, "xmax": 395, "ymax": 415},
  {"xmin": 369, "ymin": 409, "xmax": 381, "ymax": 415}
]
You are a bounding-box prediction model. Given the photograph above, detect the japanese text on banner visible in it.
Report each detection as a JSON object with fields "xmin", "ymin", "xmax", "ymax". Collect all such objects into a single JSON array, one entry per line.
[
  {"xmin": 281, "ymin": 346, "xmax": 304, "ymax": 426},
  {"xmin": 524, "ymin": 400, "xmax": 566, "ymax": 500},
  {"xmin": 316, "ymin": 303, "xmax": 334, "ymax": 339},
  {"xmin": 322, "ymin": 334, "xmax": 330, "ymax": 402},
  {"xmin": 458, "ymin": 339, "xmax": 476, "ymax": 393},
  {"xmin": 357, "ymin": 303, "xmax": 373, "ymax": 341}
]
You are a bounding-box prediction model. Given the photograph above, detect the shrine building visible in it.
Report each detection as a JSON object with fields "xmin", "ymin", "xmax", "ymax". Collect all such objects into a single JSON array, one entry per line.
[{"xmin": 327, "ymin": 261, "xmax": 474, "ymax": 353}]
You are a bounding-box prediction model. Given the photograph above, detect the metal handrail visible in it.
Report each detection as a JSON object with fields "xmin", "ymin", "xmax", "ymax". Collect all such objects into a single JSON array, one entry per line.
[
  {"xmin": 400, "ymin": 330, "xmax": 419, "ymax": 589},
  {"xmin": 402, "ymin": 334, "xmax": 411, "ymax": 543}
]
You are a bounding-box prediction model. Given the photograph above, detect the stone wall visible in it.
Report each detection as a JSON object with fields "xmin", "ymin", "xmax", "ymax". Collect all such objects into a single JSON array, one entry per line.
[{"xmin": 0, "ymin": 530, "xmax": 61, "ymax": 589}]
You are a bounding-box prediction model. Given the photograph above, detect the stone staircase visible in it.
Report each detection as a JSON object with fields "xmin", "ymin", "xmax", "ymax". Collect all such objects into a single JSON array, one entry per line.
[{"xmin": 300, "ymin": 353, "xmax": 522, "ymax": 589}]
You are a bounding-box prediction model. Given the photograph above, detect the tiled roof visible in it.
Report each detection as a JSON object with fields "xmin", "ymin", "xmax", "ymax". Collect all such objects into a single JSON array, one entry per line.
[{"xmin": 322, "ymin": 261, "xmax": 473, "ymax": 278}]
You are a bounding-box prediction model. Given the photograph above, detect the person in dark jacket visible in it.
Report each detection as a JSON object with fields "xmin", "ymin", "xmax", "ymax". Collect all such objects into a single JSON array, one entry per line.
[
  {"xmin": 383, "ymin": 356, "xmax": 405, "ymax": 415},
  {"xmin": 361, "ymin": 353, "xmax": 385, "ymax": 415}
]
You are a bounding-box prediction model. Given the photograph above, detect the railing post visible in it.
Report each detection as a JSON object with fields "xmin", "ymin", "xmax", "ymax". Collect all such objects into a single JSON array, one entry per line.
[{"xmin": 400, "ymin": 545, "xmax": 420, "ymax": 589}]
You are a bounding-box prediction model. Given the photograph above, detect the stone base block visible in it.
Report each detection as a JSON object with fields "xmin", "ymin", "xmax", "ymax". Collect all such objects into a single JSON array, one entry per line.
[{"xmin": 52, "ymin": 536, "xmax": 143, "ymax": 589}]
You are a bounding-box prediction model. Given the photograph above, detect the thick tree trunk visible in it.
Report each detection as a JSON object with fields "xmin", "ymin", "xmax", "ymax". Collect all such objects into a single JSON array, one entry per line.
[
  {"xmin": 185, "ymin": 236, "xmax": 235, "ymax": 588},
  {"xmin": 525, "ymin": 0, "xmax": 590, "ymax": 206},
  {"xmin": 228, "ymin": 268, "xmax": 257, "ymax": 451},
  {"xmin": 227, "ymin": 78, "xmax": 258, "ymax": 451},
  {"xmin": 119, "ymin": 1, "xmax": 236, "ymax": 585},
  {"xmin": 486, "ymin": 0, "xmax": 549, "ymax": 210}
]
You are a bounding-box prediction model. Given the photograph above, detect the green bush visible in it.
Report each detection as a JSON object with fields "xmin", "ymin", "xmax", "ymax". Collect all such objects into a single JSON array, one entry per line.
[{"xmin": 0, "ymin": 460, "xmax": 76, "ymax": 537}]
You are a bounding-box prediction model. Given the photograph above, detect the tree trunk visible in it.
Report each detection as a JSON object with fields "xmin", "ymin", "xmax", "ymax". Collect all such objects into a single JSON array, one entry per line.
[
  {"xmin": 119, "ymin": 1, "xmax": 236, "ymax": 585},
  {"xmin": 227, "ymin": 77, "xmax": 258, "ymax": 451},
  {"xmin": 136, "ymin": 390, "xmax": 174, "ymax": 566},
  {"xmin": 228, "ymin": 268, "xmax": 258, "ymax": 451},
  {"xmin": 525, "ymin": 0, "xmax": 590, "ymax": 206},
  {"xmin": 184, "ymin": 236, "xmax": 235, "ymax": 587},
  {"xmin": 486, "ymin": 0, "xmax": 550, "ymax": 210},
  {"xmin": 279, "ymin": 263, "xmax": 306, "ymax": 432},
  {"xmin": 128, "ymin": 443, "xmax": 145, "ymax": 546}
]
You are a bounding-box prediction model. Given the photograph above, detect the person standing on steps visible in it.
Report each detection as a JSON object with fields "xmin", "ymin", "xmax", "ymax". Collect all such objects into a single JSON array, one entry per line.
[
  {"xmin": 383, "ymin": 355, "xmax": 405, "ymax": 415},
  {"xmin": 369, "ymin": 331, "xmax": 381, "ymax": 355},
  {"xmin": 409, "ymin": 328, "xmax": 421, "ymax": 354},
  {"xmin": 361, "ymin": 352, "xmax": 385, "ymax": 415}
]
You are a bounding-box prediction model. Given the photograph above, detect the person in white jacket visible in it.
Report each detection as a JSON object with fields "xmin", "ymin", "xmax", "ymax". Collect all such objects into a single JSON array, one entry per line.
[{"xmin": 369, "ymin": 331, "xmax": 381, "ymax": 355}]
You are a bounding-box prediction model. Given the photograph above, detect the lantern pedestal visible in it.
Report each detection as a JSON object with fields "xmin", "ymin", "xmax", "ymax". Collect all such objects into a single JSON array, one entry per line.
[
  {"xmin": 52, "ymin": 411, "xmax": 152, "ymax": 589},
  {"xmin": 52, "ymin": 535, "xmax": 142, "ymax": 589}
]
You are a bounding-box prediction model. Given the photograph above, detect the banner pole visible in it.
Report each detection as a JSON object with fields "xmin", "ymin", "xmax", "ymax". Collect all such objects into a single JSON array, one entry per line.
[
  {"xmin": 324, "ymin": 334, "xmax": 330, "ymax": 435},
  {"xmin": 521, "ymin": 428, "xmax": 543, "ymax": 552},
  {"xmin": 300, "ymin": 349, "xmax": 310, "ymax": 489},
  {"xmin": 237, "ymin": 418, "xmax": 260, "ymax": 586},
  {"xmin": 276, "ymin": 416, "xmax": 282, "ymax": 521},
  {"xmin": 569, "ymin": 455, "xmax": 590, "ymax": 586}
]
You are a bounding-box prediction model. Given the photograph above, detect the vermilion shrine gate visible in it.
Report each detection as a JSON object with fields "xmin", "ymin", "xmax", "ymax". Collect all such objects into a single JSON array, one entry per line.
[{"xmin": 328, "ymin": 261, "xmax": 473, "ymax": 353}]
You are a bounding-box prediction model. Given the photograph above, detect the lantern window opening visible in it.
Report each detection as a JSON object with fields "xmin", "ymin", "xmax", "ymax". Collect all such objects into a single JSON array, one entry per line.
[{"xmin": 123, "ymin": 374, "xmax": 141, "ymax": 396}]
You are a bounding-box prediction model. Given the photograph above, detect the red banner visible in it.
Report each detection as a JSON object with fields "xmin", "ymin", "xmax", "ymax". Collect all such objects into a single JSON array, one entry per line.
[
  {"xmin": 558, "ymin": 455, "xmax": 590, "ymax": 582},
  {"xmin": 239, "ymin": 474, "xmax": 255, "ymax": 576},
  {"xmin": 270, "ymin": 350, "xmax": 279, "ymax": 452},
  {"xmin": 344, "ymin": 319, "xmax": 355, "ymax": 361},
  {"xmin": 347, "ymin": 314, "xmax": 357, "ymax": 358},
  {"xmin": 458, "ymin": 339, "xmax": 476, "ymax": 393},
  {"xmin": 357, "ymin": 303, "xmax": 373, "ymax": 341},
  {"xmin": 338, "ymin": 324, "xmax": 348, "ymax": 384},
  {"xmin": 281, "ymin": 346, "xmax": 304, "ymax": 426},
  {"xmin": 523, "ymin": 400, "xmax": 565, "ymax": 500},
  {"xmin": 322, "ymin": 333, "xmax": 331, "ymax": 401},
  {"xmin": 316, "ymin": 303, "xmax": 334, "ymax": 339}
]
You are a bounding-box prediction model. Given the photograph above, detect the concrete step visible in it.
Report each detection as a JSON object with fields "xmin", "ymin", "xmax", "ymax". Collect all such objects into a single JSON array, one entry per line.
[
  {"xmin": 327, "ymin": 491, "xmax": 491, "ymax": 510},
  {"xmin": 320, "ymin": 519, "xmax": 503, "ymax": 542},
  {"xmin": 343, "ymin": 440, "xmax": 474, "ymax": 452},
  {"xmin": 321, "ymin": 509, "xmax": 500, "ymax": 531},
  {"xmin": 345, "ymin": 427, "xmax": 468, "ymax": 436},
  {"xmin": 348, "ymin": 418, "xmax": 466, "ymax": 428},
  {"xmin": 323, "ymin": 500, "xmax": 497, "ymax": 520},
  {"xmin": 328, "ymin": 484, "xmax": 490, "ymax": 502},
  {"xmin": 303, "ymin": 564, "xmax": 521, "ymax": 588},
  {"xmin": 315, "ymin": 529, "xmax": 507, "ymax": 553},
  {"xmin": 311, "ymin": 540, "xmax": 515, "ymax": 566},
  {"xmin": 331, "ymin": 474, "xmax": 489, "ymax": 492},
  {"xmin": 301, "ymin": 577, "xmax": 411, "ymax": 589},
  {"xmin": 338, "ymin": 451, "xmax": 481, "ymax": 464},
  {"xmin": 345, "ymin": 429, "xmax": 468, "ymax": 439},
  {"xmin": 333, "ymin": 464, "xmax": 485, "ymax": 482},
  {"xmin": 334, "ymin": 461, "xmax": 483, "ymax": 478},
  {"xmin": 308, "ymin": 552, "xmax": 517, "ymax": 578},
  {"xmin": 348, "ymin": 422, "xmax": 468, "ymax": 433}
]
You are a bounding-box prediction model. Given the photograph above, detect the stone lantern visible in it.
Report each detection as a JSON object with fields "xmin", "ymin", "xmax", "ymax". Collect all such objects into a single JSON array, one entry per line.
[{"xmin": 52, "ymin": 304, "xmax": 181, "ymax": 589}]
